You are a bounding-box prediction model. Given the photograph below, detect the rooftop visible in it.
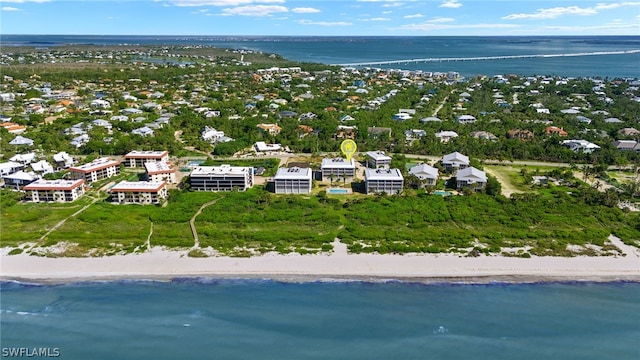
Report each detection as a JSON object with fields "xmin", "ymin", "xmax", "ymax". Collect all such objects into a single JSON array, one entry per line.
[
  {"xmin": 275, "ymin": 167, "xmax": 312, "ymax": 180},
  {"xmin": 110, "ymin": 181, "xmax": 166, "ymax": 192},
  {"xmin": 365, "ymin": 168, "xmax": 404, "ymax": 181},
  {"xmin": 190, "ymin": 165, "xmax": 252, "ymax": 176},
  {"xmin": 24, "ymin": 179, "xmax": 85, "ymax": 191}
]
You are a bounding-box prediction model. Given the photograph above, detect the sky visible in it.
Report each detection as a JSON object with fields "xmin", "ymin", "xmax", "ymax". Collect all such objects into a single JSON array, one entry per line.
[{"xmin": 1, "ymin": 0, "xmax": 639, "ymax": 36}]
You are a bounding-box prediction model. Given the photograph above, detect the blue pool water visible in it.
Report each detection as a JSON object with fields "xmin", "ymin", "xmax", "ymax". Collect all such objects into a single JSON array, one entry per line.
[{"xmin": 328, "ymin": 188, "xmax": 349, "ymax": 194}]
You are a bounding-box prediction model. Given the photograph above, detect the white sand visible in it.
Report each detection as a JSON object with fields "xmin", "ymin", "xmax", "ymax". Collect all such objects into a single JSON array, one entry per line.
[{"xmin": 2, "ymin": 236, "xmax": 639, "ymax": 284}]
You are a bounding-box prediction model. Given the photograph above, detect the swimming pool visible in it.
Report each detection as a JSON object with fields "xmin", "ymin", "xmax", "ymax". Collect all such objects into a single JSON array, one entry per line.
[
  {"xmin": 328, "ymin": 188, "xmax": 349, "ymax": 194},
  {"xmin": 434, "ymin": 190, "xmax": 453, "ymax": 196}
]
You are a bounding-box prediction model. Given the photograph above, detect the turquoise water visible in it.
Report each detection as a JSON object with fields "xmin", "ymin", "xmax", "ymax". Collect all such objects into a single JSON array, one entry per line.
[
  {"xmin": 434, "ymin": 190, "xmax": 453, "ymax": 196},
  {"xmin": 2, "ymin": 35, "xmax": 639, "ymax": 78},
  {"xmin": 2, "ymin": 280, "xmax": 639, "ymax": 359},
  {"xmin": 328, "ymin": 188, "xmax": 349, "ymax": 194}
]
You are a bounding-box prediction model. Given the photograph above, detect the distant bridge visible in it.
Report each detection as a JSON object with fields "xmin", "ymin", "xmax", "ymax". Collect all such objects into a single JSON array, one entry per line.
[{"xmin": 335, "ymin": 50, "xmax": 640, "ymax": 67}]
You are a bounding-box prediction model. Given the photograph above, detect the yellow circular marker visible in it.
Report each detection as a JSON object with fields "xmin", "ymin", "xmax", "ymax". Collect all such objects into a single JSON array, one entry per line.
[{"xmin": 340, "ymin": 139, "xmax": 357, "ymax": 162}]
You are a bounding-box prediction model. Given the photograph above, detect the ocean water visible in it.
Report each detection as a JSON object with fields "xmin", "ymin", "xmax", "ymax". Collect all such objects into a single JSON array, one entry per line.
[
  {"xmin": 2, "ymin": 279, "xmax": 639, "ymax": 359},
  {"xmin": 1, "ymin": 35, "xmax": 639, "ymax": 78}
]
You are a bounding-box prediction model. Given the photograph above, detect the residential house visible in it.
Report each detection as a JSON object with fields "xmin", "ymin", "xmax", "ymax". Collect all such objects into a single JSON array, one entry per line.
[
  {"xmin": 561, "ymin": 139, "xmax": 601, "ymax": 153},
  {"xmin": 364, "ymin": 168, "xmax": 404, "ymax": 195},
  {"xmin": 3, "ymin": 170, "xmax": 40, "ymax": 190},
  {"xmin": 9, "ymin": 136, "xmax": 34, "ymax": 146},
  {"xmin": 53, "ymin": 152, "xmax": 75, "ymax": 169},
  {"xmin": 470, "ymin": 131, "xmax": 498, "ymax": 141},
  {"xmin": 576, "ymin": 115, "xmax": 592, "ymax": 124},
  {"xmin": 321, "ymin": 158, "xmax": 356, "ymax": 182},
  {"xmin": 604, "ymin": 117, "xmax": 623, "ymax": 124},
  {"xmin": 405, "ymin": 129, "xmax": 427, "ymax": 142},
  {"xmin": 507, "ymin": 129, "xmax": 534, "ymax": 141},
  {"xmin": 9, "ymin": 152, "xmax": 36, "ymax": 165},
  {"xmin": 68, "ymin": 157, "xmax": 121, "ymax": 183},
  {"xmin": 256, "ymin": 123, "xmax": 282, "ymax": 135},
  {"xmin": 24, "ymin": 179, "xmax": 86, "ymax": 203},
  {"xmin": 613, "ymin": 140, "xmax": 640, "ymax": 152},
  {"xmin": 441, "ymin": 152, "xmax": 469, "ymax": 172},
  {"xmin": 254, "ymin": 141, "xmax": 283, "ymax": 153},
  {"xmin": 123, "ymin": 150, "xmax": 169, "ymax": 167},
  {"xmin": 90, "ymin": 99, "xmax": 111, "ymax": 109},
  {"xmin": 0, "ymin": 161, "xmax": 24, "ymax": 176},
  {"xmin": 456, "ymin": 115, "xmax": 477, "ymax": 124},
  {"xmin": 190, "ymin": 165, "xmax": 254, "ymax": 192},
  {"xmin": 618, "ymin": 128, "xmax": 640, "ymax": 137},
  {"xmin": 274, "ymin": 167, "xmax": 312, "ymax": 194},
  {"xmin": 145, "ymin": 161, "xmax": 177, "ymax": 183},
  {"xmin": 131, "ymin": 126, "xmax": 154, "ymax": 137},
  {"xmin": 68, "ymin": 133, "xmax": 89, "ymax": 148},
  {"xmin": 455, "ymin": 167, "xmax": 487, "ymax": 191},
  {"xmin": 109, "ymin": 181, "xmax": 168, "ymax": 205},
  {"xmin": 545, "ymin": 126, "xmax": 568, "ymax": 137},
  {"xmin": 31, "ymin": 160, "xmax": 54, "ymax": 175},
  {"xmin": 408, "ymin": 164, "xmax": 439, "ymax": 187},
  {"xmin": 335, "ymin": 125, "xmax": 357, "ymax": 140},
  {"xmin": 434, "ymin": 131, "xmax": 458, "ymax": 143},
  {"xmin": 296, "ymin": 125, "xmax": 314, "ymax": 139},
  {"xmin": 0, "ymin": 122, "xmax": 26, "ymax": 134}
]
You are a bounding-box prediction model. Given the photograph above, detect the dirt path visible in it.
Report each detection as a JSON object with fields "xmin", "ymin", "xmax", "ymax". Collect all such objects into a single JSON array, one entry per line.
[
  {"xmin": 483, "ymin": 167, "xmax": 524, "ymax": 198},
  {"xmin": 38, "ymin": 197, "xmax": 100, "ymax": 242},
  {"xmin": 189, "ymin": 197, "xmax": 222, "ymax": 249}
]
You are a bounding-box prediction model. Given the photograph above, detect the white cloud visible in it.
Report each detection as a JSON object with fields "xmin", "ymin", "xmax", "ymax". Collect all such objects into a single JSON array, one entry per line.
[
  {"xmin": 296, "ymin": 19, "xmax": 352, "ymax": 27},
  {"xmin": 502, "ymin": 3, "xmax": 640, "ymax": 21},
  {"xmin": 398, "ymin": 22, "xmax": 518, "ymax": 31},
  {"xmin": 361, "ymin": 17, "xmax": 391, "ymax": 21},
  {"xmin": 221, "ymin": 4, "xmax": 287, "ymax": 16},
  {"xmin": 594, "ymin": 2, "xmax": 640, "ymax": 10},
  {"xmin": 172, "ymin": 0, "xmax": 284, "ymax": 7},
  {"xmin": 404, "ymin": 13, "xmax": 423, "ymax": 19},
  {"xmin": 428, "ymin": 17, "xmax": 454, "ymax": 23},
  {"xmin": 291, "ymin": 7, "xmax": 320, "ymax": 14},
  {"xmin": 2, "ymin": 6, "xmax": 20, "ymax": 11},
  {"xmin": 439, "ymin": 0, "xmax": 462, "ymax": 8},
  {"xmin": 503, "ymin": 6, "xmax": 598, "ymax": 20}
]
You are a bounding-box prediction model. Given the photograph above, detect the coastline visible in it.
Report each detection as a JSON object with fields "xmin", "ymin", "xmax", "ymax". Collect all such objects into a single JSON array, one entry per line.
[{"xmin": 2, "ymin": 238, "xmax": 639, "ymax": 285}]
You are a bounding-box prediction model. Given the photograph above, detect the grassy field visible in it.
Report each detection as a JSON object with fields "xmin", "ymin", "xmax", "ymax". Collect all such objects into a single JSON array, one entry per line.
[{"xmin": 2, "ymin": 185, "xmax": 639, "ymax": 257}]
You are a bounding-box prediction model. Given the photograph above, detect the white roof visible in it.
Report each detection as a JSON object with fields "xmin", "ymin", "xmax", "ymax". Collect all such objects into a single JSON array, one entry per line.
[
  {"xmin": 409, "ymin": 164, "xmax": 439, "ymax": 179},
  {"xmin": 125, "ymin": 150, "xmax": 168, "ymax": 158},
  {"xmin": 254, "ymin": 141, "xmax": 282, "ymax": 152},
  {"xmin": 435, "ymin": 131, "xmax": 458, "ymax": 138},
  {"xmin": 24, "ymin": 179, "xmax": 84, "ymax": 190},
  {"xmin": 0, "ymin": 161, "xmax": 23, "ymax": 171},
  {"xmin": 9, "ymin": 152, "xmax": 36, "ymax": 163},
  {"xmin": 190, "ymin": 165, "xmax": 252, "ymax": 176},
  {"xmin": 365, "ymin": 168, "xmax": 404, "ymax": 181},
  {"xmin": 456, "ymin": 167, "xmax": 487, "ymax": 182},
  {"xmin": 366, "ymin": 151, "xmax": 392, "ymax": 161},
  {"xmin": 442, "ymin": 152, "xmax": 469, "ymax": 165},
  {"xmin": 110, "ymin": 181, "xmax": 166, "ymax": 192},
  {"xmin": 70, "ymin": 157, "xmax": 119, "ymax": 173},
  {"xmin": 144, "ymin": 161, "xmax": 175, "ymax": 174},
  {"xmin": 321, "ymin": 158, "xmax": 355, "ymax": 169},
  {"xmin": 31, "ymin": 160, "xmax": 53, "ymax": 172},
  {"xmin": 3, "ymin": 170, "xmax": 39, "ymax": 181},
  {"xmin": 9, "ymin": 136, "xmax": 34, "ymax": 145},
  {"xmin": 53, "ymin": 152, "xmax": 73, "ymax": 162},
  {"xmin": 275, "ymin": 167, "xmax": 312, "ymax": 180}
]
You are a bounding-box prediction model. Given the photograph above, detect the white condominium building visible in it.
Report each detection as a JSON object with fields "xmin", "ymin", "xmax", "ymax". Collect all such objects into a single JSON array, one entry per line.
[
  {"xmin": 274, "ymin": 167, "xmax": 312, "ymax": 194},
  {"xmin": 109, "ymin": 181, "xmax": 168, "ymax": 205},
  {"xmin": 69, "ymin": 157, "xmax": 120, "ymax": 183},
  {"xmin": 123, "ymin": 150, "xmax": 169, "ymax": 167},
  {"xmin": 190, "ymin": 165, "xmax": 254, "ymax": 191},
  {"xmin": 23, "ymin": 179, "xmax": 86, "ymax": 203},
  {"xmin": 365, "ymin": 168, "xmax": 404, "ymax": 195}
]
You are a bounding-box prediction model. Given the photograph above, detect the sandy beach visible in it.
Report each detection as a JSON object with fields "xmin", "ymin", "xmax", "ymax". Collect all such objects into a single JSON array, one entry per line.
[{"xmin": 2, "ymin": 236, "xmax": 639, "ymax": 284}]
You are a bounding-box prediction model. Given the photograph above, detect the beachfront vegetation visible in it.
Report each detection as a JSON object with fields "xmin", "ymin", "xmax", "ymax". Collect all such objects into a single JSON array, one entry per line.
[{"xmin": 3, "ymin": 183, "xmax": 638, "ymax": 257}]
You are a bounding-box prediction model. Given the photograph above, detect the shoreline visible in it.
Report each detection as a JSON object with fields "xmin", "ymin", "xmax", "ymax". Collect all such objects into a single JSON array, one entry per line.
[{"xmin": 2, "ymin": 238, "xmax": 639, "ymax": 285}]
